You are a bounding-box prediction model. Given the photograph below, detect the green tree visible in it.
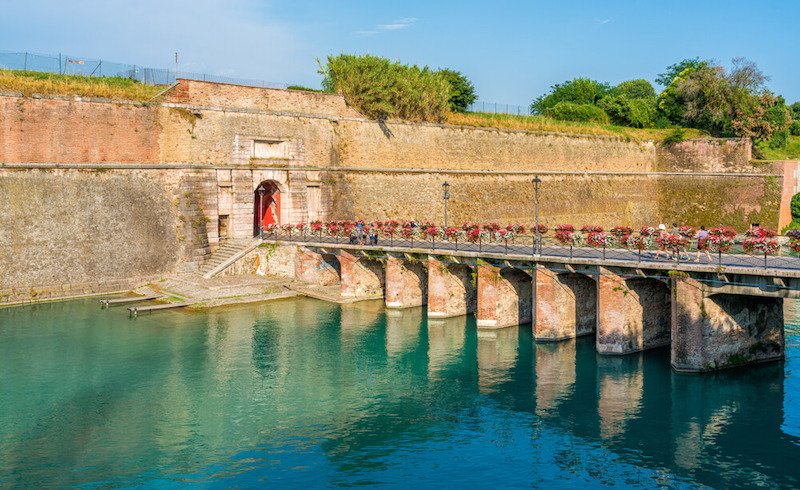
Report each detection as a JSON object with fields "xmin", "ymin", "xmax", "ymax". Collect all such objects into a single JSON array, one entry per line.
[
  {"xmin": 530, "ymin": 78, "xmax": 611, "ymax": 114},
  {"xmin": 612, "ymin": 79, "xmax": 656, "ymax": 99},
  {"xmin": 655, "ymin": 57, "xmax": 709, "ymax": 87},
  {"xmin": 599, "ymin": 79, "xmax": 658, "ymax": 127},
  {"xmin": 437, "ymin": 69, "xmax": 477, "ymax": 113},
  {"xmin": 318, "ymin": 54, "xmax": 450, "ymax": 122},
  {"xmin": 790, "ymin": 101, "xmax": 800, "ymax": 119}
]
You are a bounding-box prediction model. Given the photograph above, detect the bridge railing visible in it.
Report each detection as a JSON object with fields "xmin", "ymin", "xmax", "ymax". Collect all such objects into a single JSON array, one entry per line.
[{"xmin": 261, "ymin": 228, "xmax": 800, "ymax": 272}]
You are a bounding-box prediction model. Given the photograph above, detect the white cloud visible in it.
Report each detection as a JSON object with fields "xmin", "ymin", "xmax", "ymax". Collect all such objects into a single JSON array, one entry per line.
[
  {"xmin": 594, "ymin": 18, "xmax": 612, "ymax": 25},
  {"xmin": 355, "ymin": 16, "xmax": 417, "ymax": 35},
  {"xmin": 378, "ymin": 17, "xmax": 418, "ymax": 30}
]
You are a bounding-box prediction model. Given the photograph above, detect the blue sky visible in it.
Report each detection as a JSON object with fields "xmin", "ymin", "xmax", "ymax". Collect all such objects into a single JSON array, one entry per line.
[{"xmin": 1, "ymin": 0, "xmax": 798, "ymax": 106}]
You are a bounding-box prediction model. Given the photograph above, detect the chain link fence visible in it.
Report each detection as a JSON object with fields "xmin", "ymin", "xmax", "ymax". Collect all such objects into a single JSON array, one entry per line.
[
  {"xmin": 0, "ymin": 49, "xmax": 290, "ymax": 89},
  {"xmin": 467, "ymin": 100, "xmax": 531, "ymax": 116}
]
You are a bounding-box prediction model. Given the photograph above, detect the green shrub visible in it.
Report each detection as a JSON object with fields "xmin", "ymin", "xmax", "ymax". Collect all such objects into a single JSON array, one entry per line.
[
  {"xmin": 613, "ymin": 79, "xmax": 657, "ymax": 99},
  {"xmin": 790, "ymin": 120, "xmax": 800, "ymax": 136},
  {"xmin": 791, "ymin": 193, "xmax": 800, "ymax": 221},
  {"xmin": 662, "ymin": 128, "xmax": 687, "ymax": 145},
  {"xmin": 318, "ymin": 54, "xmax": 450, "ymax": 122},
  {"xmin": 437, "ymin": 69, "xmax": 476, "ymax": 113},
  {"xmin": 543, "ymin": 102, "xmax": 609, "ymax": 124},
  {"xmin": 531, "ymin": 78, "xmax": 611, "ymax": 114},
  {"xmin": 598, "ymin": 95, "xmax": 657, "ymax": 128}
]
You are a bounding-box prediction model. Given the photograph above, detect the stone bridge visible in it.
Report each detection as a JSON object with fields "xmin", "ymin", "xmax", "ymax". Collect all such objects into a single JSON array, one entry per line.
[{"xmin": 278, "ymin": 239, "xmax": 800, "ymax": 373}]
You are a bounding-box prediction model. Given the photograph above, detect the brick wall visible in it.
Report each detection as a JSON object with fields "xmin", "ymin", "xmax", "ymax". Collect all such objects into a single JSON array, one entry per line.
[{"xmin": 0, "ymin": 95, "xmax": 160, "ymax": 163}]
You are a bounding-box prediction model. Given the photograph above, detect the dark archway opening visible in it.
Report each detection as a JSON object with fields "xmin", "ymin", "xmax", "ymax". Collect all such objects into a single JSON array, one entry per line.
[{"xmin": 253, "ymin": 180, "xmax": 281, "ymax": 237}]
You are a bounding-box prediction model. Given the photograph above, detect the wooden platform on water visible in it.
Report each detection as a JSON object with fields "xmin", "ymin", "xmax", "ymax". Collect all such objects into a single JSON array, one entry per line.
[
  {"xmin": 101, "ymin": 294, "xmax": 163, "ymax": 307},
  {"xmin": 128, "ymin": 302, "xmax": 192, "ymax": 316}
]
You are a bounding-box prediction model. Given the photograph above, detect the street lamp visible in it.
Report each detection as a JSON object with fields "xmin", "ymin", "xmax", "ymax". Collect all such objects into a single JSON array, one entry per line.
[
  {"xmin": 532, "ymin": 176, "xmax": 541, "ymax": 255},
  {"xmin": 257, "ymin": 184, "xmax": 266, "ymax": 239},
  {"xmin": 442, "ymin": 181, "xmax": 450, "ymax": 230}
]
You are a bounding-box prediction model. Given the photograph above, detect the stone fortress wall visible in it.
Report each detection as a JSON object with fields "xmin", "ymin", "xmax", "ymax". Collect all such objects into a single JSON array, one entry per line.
[{"xmin": 0, "ymin": 79, "xmax": 795, "ymax": 303}]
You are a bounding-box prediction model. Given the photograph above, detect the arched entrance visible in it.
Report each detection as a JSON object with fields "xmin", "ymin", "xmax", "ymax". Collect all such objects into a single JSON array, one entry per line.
[{"xmin": 253, "ymin": 181, "xmax": 281, "ymax": 236}]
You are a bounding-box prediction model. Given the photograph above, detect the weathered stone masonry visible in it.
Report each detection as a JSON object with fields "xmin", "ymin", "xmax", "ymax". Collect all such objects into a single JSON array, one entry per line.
[{"xmin": 1, "ymin": 79, "xmax": 797, "ymax": 304}]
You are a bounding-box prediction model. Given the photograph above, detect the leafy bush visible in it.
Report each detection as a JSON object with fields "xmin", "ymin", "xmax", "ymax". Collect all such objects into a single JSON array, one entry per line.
[
  {"xmin": 662, "ymin": 128, "xmax": 687, "ymax": 145},
  {"xmin": 531, "ymin": 78, "xmax": 611, "ymax": 114},
  {"xmin": 437, "ymin": 69, "xmax": 476, "ymax": 113},
  {"xmin": 791, "ymin": 120, "xmax": 800, "ymax": 136},
  {"xmin": 655, "ymin": 58, "xmax": 709, "ymax": 87},
  {"xmin": 599, "ymin": 95, "xmax": 657, "ymax": 128},
  {"xmin": 318, "ymin": 54, "xmax": 450, "ymax": 122},
  {"xmin": 543, "ymin": 102, "xmax": 609, "ymax": 124}
]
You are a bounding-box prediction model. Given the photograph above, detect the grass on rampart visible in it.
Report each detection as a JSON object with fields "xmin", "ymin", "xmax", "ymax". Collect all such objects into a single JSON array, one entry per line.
[
  {"xmin": 758, "ymin": 136, "xmax": 800, "ymax": 161},
  {"xmin": 446, "ymin": 111, "xmax": 709, "ymax": 142},
  {"xmin": 0, "ymin": 69, "xmax": 165, "ymax": 101}
]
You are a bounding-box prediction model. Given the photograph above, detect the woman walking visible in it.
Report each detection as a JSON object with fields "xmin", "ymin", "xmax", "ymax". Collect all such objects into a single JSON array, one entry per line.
[{"xmin": 695, "ymin": 225, "xmax": 711, "ymax": 263}]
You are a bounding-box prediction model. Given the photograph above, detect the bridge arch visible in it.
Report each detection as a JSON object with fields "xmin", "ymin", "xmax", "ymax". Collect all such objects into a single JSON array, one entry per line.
[
  {"xmin": 534, "ymin": 268, "xmax": 597, "ymax": 341},
  {"xmin": 597, "ymin": 271, "xmax": 671, "ymax": 355},
  {"xmin": 477, "ymin": 263, "xmax": 532, "ymax": 328}
]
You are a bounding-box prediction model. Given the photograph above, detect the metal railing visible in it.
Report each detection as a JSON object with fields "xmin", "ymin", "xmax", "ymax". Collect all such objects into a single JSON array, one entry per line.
[
  {"xmin": 260, "ymin": 229, "xmax": 800, "ymax": 273},
  {"xmin": 0, "ymin": 49, "xmax": 290, "ymax": 89}
]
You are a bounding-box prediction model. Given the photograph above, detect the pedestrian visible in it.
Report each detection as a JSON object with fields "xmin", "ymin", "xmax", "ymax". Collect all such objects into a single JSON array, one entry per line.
[
  {"xmin": 695, "ymin": 225, "xmax": 711, "ymax": 263},
  {"xmin": 369, "ymin": 228, "xmax": 378, "ymax": 245},
  {"xmin": 356, "ymin": 222, "xmax": 365, "ymax": 245},
  {"xmin": 654, "ymin": 224, "xmax": 670, "ymax": 260}
]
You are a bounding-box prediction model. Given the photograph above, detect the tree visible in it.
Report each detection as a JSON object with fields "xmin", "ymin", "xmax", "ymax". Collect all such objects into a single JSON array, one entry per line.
[
  {"xmin": 612, "ymin": 79, "xmax": 656, "ymax": 99},
  {"xmin": 655, "ymin": 57, "xmax": 709, "ymax": 87},
  {"xmin": 599, "ymin": 79, "xmax": 658, "ymax": 127},
  {"xmin": 530, "ymin": 78, "xmax": 611, "ymax": 114},
  {"xmin": 790, "ymin": 101, "xmax": 800, "ymax": 120},
  {"xmin": 437, "ymin": 69, "xmax": 477, "ymax": 113},
  {"xmin": 318, "ymin": 54, "xmax": 450, "ymax": 122}
]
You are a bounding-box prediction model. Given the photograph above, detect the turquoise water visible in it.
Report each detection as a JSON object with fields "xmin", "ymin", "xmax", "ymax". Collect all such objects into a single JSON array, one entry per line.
[{"xmin": 1, "ymin": 298, "xmax": 799, "ymax": 488}]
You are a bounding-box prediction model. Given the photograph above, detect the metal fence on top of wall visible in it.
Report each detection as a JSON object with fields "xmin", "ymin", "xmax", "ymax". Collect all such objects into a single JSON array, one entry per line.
[
  {"xmin": 467, "ymin": 100, "xmax": 531, "ymax": 116},
  {"xmin": 0, "ymin": 49, "xmax": 290, "ymax": 89}
]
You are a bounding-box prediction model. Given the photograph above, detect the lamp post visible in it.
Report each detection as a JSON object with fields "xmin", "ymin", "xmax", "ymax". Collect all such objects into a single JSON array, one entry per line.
[
  {"xmin": 442, "ymin": 181, "xmax": 450, "ymax": 230},
  {"xmin": 532, "ymin": 176, "xmax": 541, "ymax": 255},
  {"xmin": 257, "ymin": 185, "xmax": 266, "ymax": 239}
]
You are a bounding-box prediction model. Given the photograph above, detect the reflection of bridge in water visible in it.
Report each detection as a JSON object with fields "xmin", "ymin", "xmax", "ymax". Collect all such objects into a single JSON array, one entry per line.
[
  {"xmin": 275, "ymin": 236, "xmax": 800, "ymax": 372},
  {"xmin": 256, "ymin": 299, "xmax": 799, "ymax": 488}
]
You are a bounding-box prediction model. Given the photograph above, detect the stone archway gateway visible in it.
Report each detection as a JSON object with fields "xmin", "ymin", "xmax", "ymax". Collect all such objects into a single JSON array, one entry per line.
[{"xmin": 253, "ymin": 180, "xmax": 281, "ymax": 236}]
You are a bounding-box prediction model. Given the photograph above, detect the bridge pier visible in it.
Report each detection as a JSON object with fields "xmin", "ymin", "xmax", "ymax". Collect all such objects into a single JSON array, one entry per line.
[
  {"xmin": 534, "ymin": 265, "xmax": 597, "ymax": 341},
  {"xmin": 294, "ymin": 246, "xmax": 340, "ymax": 285},
  {"xmin": 596, "ymin": 268, "xmax": 671, "ymax": 355},
  {"xmin": 385, "ymin": 255, "xmax": 427, "ymax": 308},
  {"xmin": 476, "ymin": 261, "xmax": 532, "ymax": 329},
  {"xmin": 671, "ymin": 276, "xmax": 784, "ymax": 372},
  {"xmin": 427, "ymin": 257, "xmax": 476, "ymax": 319},
  {"xmin": 339, "ymin": 251, "xmax": 384, "ymax": 298}
]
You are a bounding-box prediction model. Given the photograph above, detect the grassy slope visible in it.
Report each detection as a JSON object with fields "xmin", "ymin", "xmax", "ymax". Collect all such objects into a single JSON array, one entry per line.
[
  {"xmin": 0, "ymin": 69, "xmax": 164, "ymax": 101},
  {"xmin": 758, "ymin": 135, "xmax": 800, "ymax": 161},
  {"xmin": 447, "ymin": 112, "xmax": 709, "ymax": 142}
]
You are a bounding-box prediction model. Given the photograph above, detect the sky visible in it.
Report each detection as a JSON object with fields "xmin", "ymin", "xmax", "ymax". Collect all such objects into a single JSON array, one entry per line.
[{"xmin": 1, "ymin": 0, "xmax": 798, "ymax": 107}]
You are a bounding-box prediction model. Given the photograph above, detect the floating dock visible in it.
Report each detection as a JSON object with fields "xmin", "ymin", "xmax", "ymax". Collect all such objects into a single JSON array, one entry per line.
[
  {"xmin": 100, "ymin": 294, "xmax": 163, "ymax": 308},
  {"xmin": 128, "ymin": 302, "xmax": 192, "ymax": 317}
]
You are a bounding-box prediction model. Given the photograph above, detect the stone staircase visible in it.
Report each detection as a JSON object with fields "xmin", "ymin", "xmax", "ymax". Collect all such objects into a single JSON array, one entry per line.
[{"xmin": 198, "ymin": 238, "xmax": 258, "ymax": 278}]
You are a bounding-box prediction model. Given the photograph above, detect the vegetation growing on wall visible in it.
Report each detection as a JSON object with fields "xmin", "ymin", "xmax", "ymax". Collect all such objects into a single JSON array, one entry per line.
[
  {"xmin": 318, "ymin": 54, "xmax": 450, "ymax": 122},
  {"xmin": 0, "ymin": 69, "xmax": 164, "ymax": 100}
]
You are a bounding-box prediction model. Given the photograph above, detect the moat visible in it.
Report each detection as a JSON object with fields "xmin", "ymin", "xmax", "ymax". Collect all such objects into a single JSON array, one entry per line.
[{"xmin": 1, "ymin": 297, "xmax": 799, "ymax": 488}]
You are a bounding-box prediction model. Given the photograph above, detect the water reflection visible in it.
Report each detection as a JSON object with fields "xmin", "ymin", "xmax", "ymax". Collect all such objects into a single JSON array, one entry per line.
[
  {"xmin": 596, "ymin": 355, "xmax": 643, "ymax": 440},
  {"xmin": 385, "ymin": 308, "xmax": 422, "ymax": 359},
  {"xmin": 534, "ymin": 339, "xmax": 577, "ymax": 416},
  {"xmin": 477, "ymin": 327, "xmax": 519, "ymax": 393},
  {"xmin": 1, "ymin": 298, "xmax": 799, "ymax": 488},
  {"xmin": 427, "ymin": 316, "xmax": 467, "ymax": 378}
]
